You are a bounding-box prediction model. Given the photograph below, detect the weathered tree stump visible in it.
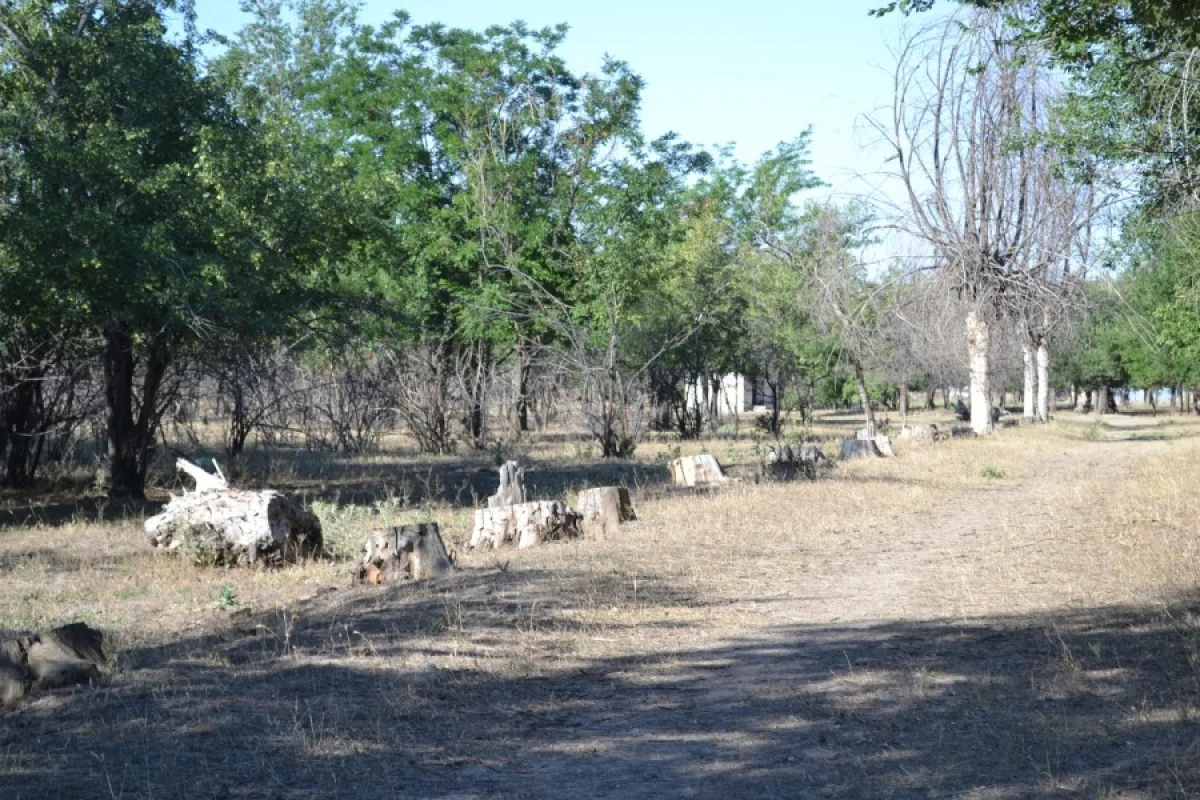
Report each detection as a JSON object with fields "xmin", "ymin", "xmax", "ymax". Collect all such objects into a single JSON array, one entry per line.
[
  {"xmin": 849, "ymin": 433, "xmax": 894, "ymax": 457},
  {"xmin": 764, "ymin": 445, "xmax": 829, "ymax": 479},
  {"xmin": 487, "ymin": 460, "xmax": 526, "ymax": 508},
  {"xmin": 669, "ymin": 454, "xmax": 726, "ymax": 488},
  {"xmin": 357, "ymin": 523, "xmax": 453, "ymax": 585},
  {"xmin": 576, "ymin": 487, "xmax": 637, "ymax": 537},
  {"xmin": 839, "ymin": 438, "xmax": 882, "ymax": 459},
  {"xmin": 144, "ymin": 459, "xmax": 322, "ymax": 566},
  {"xmin": 899, "ymin": 424, "xmax": 939, "ymax": 444},
  {"xmin": 1, "ymin": 623, "xmax": 106, "ymax": 707},
  {"xmin": 468, "ymin": 500, "xmax": 582, "ymax": 550}
]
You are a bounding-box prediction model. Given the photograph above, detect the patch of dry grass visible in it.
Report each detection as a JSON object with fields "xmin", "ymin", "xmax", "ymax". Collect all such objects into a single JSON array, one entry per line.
[{"xmin": 5, "ymin": 408, "xmax": 1200, "ymax": 796}]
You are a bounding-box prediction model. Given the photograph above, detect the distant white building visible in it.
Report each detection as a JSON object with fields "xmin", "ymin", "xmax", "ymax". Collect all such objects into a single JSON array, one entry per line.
[{"xmin": 686, "ymin": 373, "xmax": 777, "ymax": 418}]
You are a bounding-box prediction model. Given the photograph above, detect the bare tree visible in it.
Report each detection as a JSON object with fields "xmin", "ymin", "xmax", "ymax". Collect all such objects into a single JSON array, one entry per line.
[{"xmin": 872, "ymin": 9, "xmax": 1094, "ymax": 434}]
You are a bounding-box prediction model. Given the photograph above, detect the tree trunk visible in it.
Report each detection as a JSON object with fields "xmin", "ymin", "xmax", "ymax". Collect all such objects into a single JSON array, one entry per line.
[
  {"xmin": 103, "ymin": 327, "xmax": 170, "ymax": 500},
  {"xmin": 513, "ymin": 337, "xmax": 531, "ymax": 435},
  {"xmin": 925, "ymin": 386, "xmax": 936, "ymax": 410},
  {"xmin": 853, "ymin": 359, "xmax": 876, "ymax": 439},
  {"xmin": 1094, "ymin": 384, "xmax": 1108, "ymax": 415},
  {"xmin": 965, "ymin": 310, "xmax": 993, "ymax": 435},
  {"xmin": 1022, "ymin": 342, "xmax": 1036, "ymax": 421},
  {"xmin": 899, "ymin": 379, "xmax": 909, "ymax": 427},
  {"xmin": 1035, "ymin": 337, "xmax": 1050, "ymax": 423},
  {"xmin": 2, "ymin": 377, "xmax": 38, "ymax": 488}
]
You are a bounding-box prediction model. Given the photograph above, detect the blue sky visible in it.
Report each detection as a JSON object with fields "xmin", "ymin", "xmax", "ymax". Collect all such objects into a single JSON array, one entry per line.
[{"xmin": 195, "ymin": 1, "xmax": 913, "ymax": 202}]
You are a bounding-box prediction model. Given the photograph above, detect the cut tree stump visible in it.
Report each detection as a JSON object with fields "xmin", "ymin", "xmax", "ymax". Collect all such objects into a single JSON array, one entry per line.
[
  {"xmin": 357, "ymin": 523, "xmax": 453, "ymax": 585},
  {"xmin": 840, "ymin": 439, "xmax": 882, "ymax": 459},
  {"xmin": 764, "ymin": 445, "xmax": 829, "ymax": 479},
  {"xmin": 847, "ymin": 434, "xmax": 894, "ymax": 458},
  {"xmin": 487, "ymin": 460, "xmax": 526, "ymax": 508},
  {"xmin": 669, "ymin": 454, "xmax": 726, "ymax": 488},
  {"xmin": 1, "ymin": 623, "xmax": 106, "ymax": 707},
  {"xmin": 468, "ymin": 500, "xmax": 582, "ymax": 550},
  {"xmin": 145, "ymin": 459, "xmax": 322, "ymax": 566},
  {"xmin": 576, "ymin": 487, "xmax": 637, "ymax": 537},
  {"xmin": 900, "ymin": 424, "xmax": 939, "ymax": 444}
]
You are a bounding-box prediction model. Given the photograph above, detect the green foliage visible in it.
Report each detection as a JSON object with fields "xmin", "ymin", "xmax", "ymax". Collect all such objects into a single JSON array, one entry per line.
[{"xmin": 217, "ymin": 586, "xmax": 239, "ymax": 611}]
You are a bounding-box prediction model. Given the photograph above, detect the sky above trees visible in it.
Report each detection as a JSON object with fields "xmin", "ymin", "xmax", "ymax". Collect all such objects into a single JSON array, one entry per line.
[{"xmin": 195, "ymin": 0, "xmax": 914, "ymax": 201}]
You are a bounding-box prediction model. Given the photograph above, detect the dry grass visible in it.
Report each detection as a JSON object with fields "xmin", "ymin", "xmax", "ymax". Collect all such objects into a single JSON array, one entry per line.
[{"xmin": 4, "ymin": 407, "xmax": 1200, "ymax": 797}]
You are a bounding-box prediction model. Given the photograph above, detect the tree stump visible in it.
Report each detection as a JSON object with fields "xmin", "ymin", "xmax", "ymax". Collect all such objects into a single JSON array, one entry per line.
[
  {"xmin": 576, "ymin": 487, "xmax": 637, "ymax": 537},
  {"xmin": 849, "ymin": 433, "xmax": 894, "ymax": 457},
  {"xmin": 764, "ymin": 445, "xmax": 829, "ymax": 479},
  {"xmin": 487, "ymin": 460, "xmax": 526, "ymax": 508},
  {"xmin": 900, "ymin": 424, "xmax": 940, "ymax": 446},
  {"xmin": 145, "ymin": 459, "xmax": 322, "ymax": 566},
  {"xmin": 839, "ymin": 438, "xmax": 882, "ymax": 459},
  {"xmin": 1, "ymin": 623, "xmax": 106, "ymax": 707},
  {"xmin": 468, "ymin": 500, "xmax": 582, "ymax": 550},
  {"xmin": 357, "ymin": 523, "xmax": 453, "ymax": 585},
  {"xmin": 669, "ymin": 454, "xmax": 726, "ymax": 488}
]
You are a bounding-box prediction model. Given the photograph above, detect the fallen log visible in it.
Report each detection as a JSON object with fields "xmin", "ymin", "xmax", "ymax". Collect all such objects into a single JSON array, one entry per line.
[
  {"xmin": 576, "ymin": 487, "xmax": 637, "ymax": 537},
  {"xmin": 1, "ymin": 623, "xmax": 106, "ymax": 708},
  {"xmin": 144, "ymin": 459, "xmax": 322, "ymax": 566},
  {"xmin": 468, "ymin": 500, "xmax": 582, "ymax": 550},
  {"xmin": 358, "ymin": 523, "xmax": 453, "ymax": 585}
]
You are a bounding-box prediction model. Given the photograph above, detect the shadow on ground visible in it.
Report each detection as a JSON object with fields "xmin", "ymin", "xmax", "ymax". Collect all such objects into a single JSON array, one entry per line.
[{"xmin": 4, "ymin": 564, "xmax": 1199, "ymax": 799}]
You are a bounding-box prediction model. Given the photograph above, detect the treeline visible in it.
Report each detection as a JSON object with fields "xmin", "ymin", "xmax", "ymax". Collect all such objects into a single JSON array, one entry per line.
[{"xmin": 3, "ymin": 0, "xmax": 1200, "ymax": 499}]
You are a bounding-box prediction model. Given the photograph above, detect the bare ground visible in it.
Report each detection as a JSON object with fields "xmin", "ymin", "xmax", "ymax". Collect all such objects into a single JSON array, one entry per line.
[{"xmin": 5, "ymin": 413, "xmax": 1200, "ymax": 798}]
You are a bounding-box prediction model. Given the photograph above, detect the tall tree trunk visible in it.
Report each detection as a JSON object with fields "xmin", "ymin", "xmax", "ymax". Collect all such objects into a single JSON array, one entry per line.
[
  {"xmin": 1094, "ymin": 384, "xmax": 1108, "ymax": 416},
  {"xmin": 1, "ymin": 376, "xmax": 39, "ymax": 488},
  {"xmin": 899, "ymin": 379, "xmax": 909, "ymax": 427},
  {"xmin": 1022, "ymin": 342, "xmax": 1036, "ymax": 421},
  {"xmin": 103, "ymin": 327, "xmax": 169, "ymax": 500},
  {"xmin": 852, "ymin": 359, "xmax": 876, "ymax": 438},
  {"xmin": 965, "ymin": 310, "xmax": 993, "ymax": 435},
  {"xmin": 1035, "ymin": 336, "xmax": 1050, "ymax": 423},
  {"xmin": 512, "ymin": 336, "xmax": 531, "ymax": 435},
  {"xmin": 925, "ymin": 386, "xmax": 935, "ymax": 410}
]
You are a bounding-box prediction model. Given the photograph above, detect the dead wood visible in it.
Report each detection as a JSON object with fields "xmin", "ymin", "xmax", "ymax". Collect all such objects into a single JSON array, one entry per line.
[{"xmin": 358, "ymin": 523, "xmax": 453, "ymax": 585}]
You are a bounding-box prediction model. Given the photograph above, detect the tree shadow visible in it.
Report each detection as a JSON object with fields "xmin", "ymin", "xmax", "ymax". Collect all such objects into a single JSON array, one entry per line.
[{"xmin": 5, "ymin": 565, "xmax": 1200, "ymax": 798}]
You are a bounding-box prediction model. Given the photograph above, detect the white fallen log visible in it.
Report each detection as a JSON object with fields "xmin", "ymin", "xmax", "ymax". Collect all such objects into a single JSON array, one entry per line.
[
  {"xmin": 669, "ymin": 454, "xmax": 726, "ymax": 488},
  {"xmin": 358, "ymin": 523, "xmax": 453, "ymax": 584},
  {"xmin": 576, "ymin": 486, "xmax": 637, "ymax": 537},
  {"xmin": 468, "ymin": 500, "xmax": 582, "ymax": 550},
  {"xmin": 145, "ymin": 459, "xmax": 322, "ymax": 566}
]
